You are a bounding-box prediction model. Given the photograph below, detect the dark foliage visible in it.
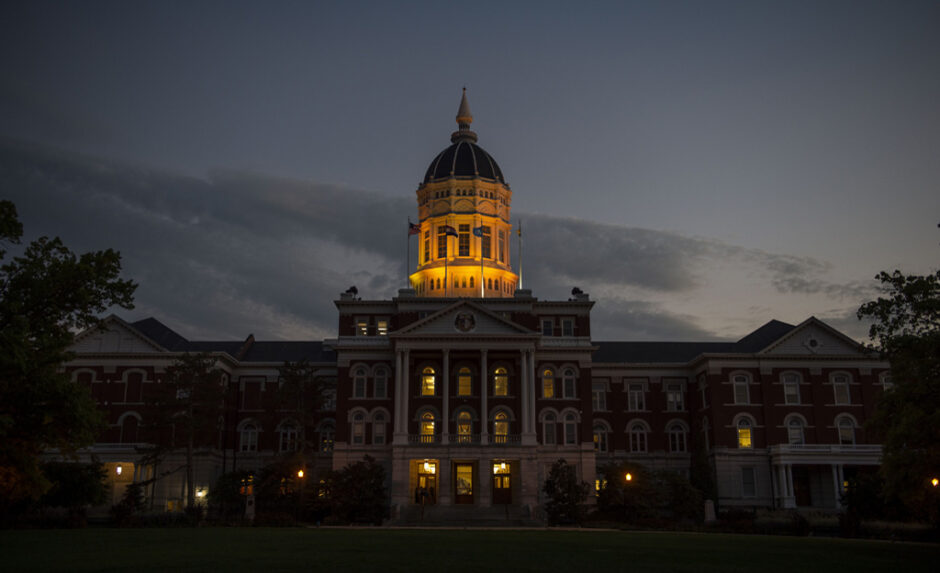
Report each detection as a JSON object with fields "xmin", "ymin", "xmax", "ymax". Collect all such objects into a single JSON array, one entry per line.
[{"xmin": 542, "ymin": 459, "xmax": 590, "ymax": 525}]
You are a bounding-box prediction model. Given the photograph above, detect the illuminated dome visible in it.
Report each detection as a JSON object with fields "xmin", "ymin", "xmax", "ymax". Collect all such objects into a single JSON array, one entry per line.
[{"xmin": 422, "ymin": 88, "xmax": 505, "ymax": 184}]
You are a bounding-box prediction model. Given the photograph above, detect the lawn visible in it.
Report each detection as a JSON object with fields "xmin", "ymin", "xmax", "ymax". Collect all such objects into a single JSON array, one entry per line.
[{"xmin": 3, "ymin": 528, "xmax": 938, "ymax": 572}]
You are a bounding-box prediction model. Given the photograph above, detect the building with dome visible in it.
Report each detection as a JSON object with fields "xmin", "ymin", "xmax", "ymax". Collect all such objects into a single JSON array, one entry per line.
[{"xmin": 62, "ymin": 91, "xmax": 888, "ymax": 522}]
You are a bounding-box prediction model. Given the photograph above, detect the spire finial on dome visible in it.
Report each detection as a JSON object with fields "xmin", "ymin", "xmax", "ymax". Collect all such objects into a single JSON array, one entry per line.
[{"xmin": 451, "ymin": 87, "xmax": 478, "ymax": 143}]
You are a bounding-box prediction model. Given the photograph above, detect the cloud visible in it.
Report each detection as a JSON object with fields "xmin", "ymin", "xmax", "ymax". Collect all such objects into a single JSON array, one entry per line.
[{"xmin": 0, "ymin": 139, "xmax": 874, "ymax": 341}]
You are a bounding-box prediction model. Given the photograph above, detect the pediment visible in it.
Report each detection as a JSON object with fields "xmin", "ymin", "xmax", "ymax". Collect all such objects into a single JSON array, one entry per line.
[
  {"xmin": 394, "ymin": 301, "xmax": 533, "ymax": 338},
  {"xmin": 759, "ymin": 317, "xmax": 866, "ymax": 356},
  {"xmin": 70, "ymin": 315, "xmax": 167, "ymax": 353}
]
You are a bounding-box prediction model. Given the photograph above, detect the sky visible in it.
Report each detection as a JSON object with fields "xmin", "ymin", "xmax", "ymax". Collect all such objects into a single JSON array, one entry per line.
[{"xmin": 1, "ymin": 0, "xmax": 937, "ymax": 343}]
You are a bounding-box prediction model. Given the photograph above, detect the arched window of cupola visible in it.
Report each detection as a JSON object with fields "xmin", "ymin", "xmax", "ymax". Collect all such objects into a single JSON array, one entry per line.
[{"xmin": 469, "ymin": 276, "xmax": 474, "ymax": 288}]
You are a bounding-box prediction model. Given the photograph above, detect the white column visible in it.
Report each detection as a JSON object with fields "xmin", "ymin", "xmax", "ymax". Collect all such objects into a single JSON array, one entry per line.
[
  {"xmin": 528, "ymin": 350, "xmax": 537, "ymax": 434},
  {"xmin": 480, "ymin": 349, "xmax": 488, "ymax": 444},
  {"xmin": 786, "ymin": 465, "xmax": 794, "ymax": 500},
  {"xmin": 520, "ymin": 349, "xmax": 529, "ymax": 437},
  {"xmin": 393, "ymin": 350, "xmax": 403, "ymax": 435},
  {"xmin": 442, "ymin": 349, "xmax": 450, "ymax": 442},
  {"xmin": 831, "ymin": 464, "xmax": 841, "ymax": 509},
  {"xmin": 402, "ymin": 349, "xmax": 410, "ymax": 440}
]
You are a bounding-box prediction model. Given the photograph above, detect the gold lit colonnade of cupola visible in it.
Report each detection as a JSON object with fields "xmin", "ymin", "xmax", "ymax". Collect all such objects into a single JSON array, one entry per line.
[{"xmin": 409, "ymin": 89, "xmax": 519, "ymax": 298}]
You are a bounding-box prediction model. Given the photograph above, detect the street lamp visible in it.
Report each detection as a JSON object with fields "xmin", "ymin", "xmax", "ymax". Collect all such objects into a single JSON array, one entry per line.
[
  {"xmin": 931, "ymin": 477, "xmax": 938, "ymax": 487},
  {"xmin": 625, "ymin": 473, "xmax": 633, "ymax": 482},
  {"xmin": 297, "ymin": 469, "xmax": 304, "ymax": 479}
]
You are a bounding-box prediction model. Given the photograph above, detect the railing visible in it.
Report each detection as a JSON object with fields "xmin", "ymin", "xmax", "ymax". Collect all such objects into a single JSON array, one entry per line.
[
  {"xmin": 769, "ymin": 444, "xmax": 882, "ymax": 454},
  {"xmin": 408, "ymin": 434, "xmax": 441, "ymax": 445},
  {"xmin": 447, "ymin": 434, "xmax": 481, "ymax": 445},
  {"xmin": 406, "ymin": 434, "xmax": 521, "ymax": 446},
  {"xmin": 490, "ymin": 434, "xmax": 521, "ymax": 446}
]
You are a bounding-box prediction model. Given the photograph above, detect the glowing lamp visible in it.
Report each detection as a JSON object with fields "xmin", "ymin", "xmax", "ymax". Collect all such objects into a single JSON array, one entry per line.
[
  {"xmin": 196, "ymin": 489, "xmax": 206, "ymax": 498},
  {"xmin": 297, "ymin": 469, "xmax": 304, "ymax": 479},
  {"xmin": 932, "ymin": 478, "xmax": 939, "ymax": 487},
  {"xmin": 500, "ymin": 462, "xmax": 506, "ymax": 471},
  {"xmin": 423, "ymin": 461, "xmax": 430, "ymax": 472},
  {"xmin": 115, "ymin": 465, "xmax": 123, "ymax": 476},
  {"xmin": 625, "ymin": 473, "xmax": 633, "ymax": 482}
]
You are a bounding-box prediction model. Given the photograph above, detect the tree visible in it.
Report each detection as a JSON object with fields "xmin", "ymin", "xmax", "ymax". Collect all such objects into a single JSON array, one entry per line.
[
  {"xmin": 0, "ymin": 200, "xmax": 136, "ymax": 509},
  {"xmin": 329, "ymin": 455, "xmax": 387, "ymax": 525},
  {"xmin": 142, "ymin": 353, "xmax": 226, "ymax": 510},
  {"xmin": 39, "ymin": 460, "xmax": 108, "ymax": 526},
  {"xmin": 857, "ymin": 270, "xmax": 940, "ymax": 523},
  {"xmin": 542, "ymin": 458, "xmax": 590, "ymax": 525},
  {"xmin": 272, "ymin": 360, "xmax": 331, "ymax": 458}
]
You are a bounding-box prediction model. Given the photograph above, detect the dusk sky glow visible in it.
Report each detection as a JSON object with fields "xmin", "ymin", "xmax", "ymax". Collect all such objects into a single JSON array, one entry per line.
[{"xmin": 1, "ymin": 1, "xmax": 937, "ymax": 342}]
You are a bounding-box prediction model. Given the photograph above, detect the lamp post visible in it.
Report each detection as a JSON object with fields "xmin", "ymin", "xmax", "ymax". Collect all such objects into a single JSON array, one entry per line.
[{"xmin": 297, "ymin": 468, "xmax": 306, "ymax": 522}]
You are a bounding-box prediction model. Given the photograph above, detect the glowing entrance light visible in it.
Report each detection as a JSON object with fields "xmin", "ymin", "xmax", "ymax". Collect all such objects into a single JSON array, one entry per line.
[
  {"xmin": 115, "ymin": 465, "xmax": 123, "ymax": 476},
  {"xmin": 625, "ymin": 473, "xmax": 633, "ymax": 482},
  {"xmin": 297, "ymin": 469, "xmax": 304, "ymax": 479},
  {"xmin": 932, "ymin": 477, "xmax": 939, "ymax": 487}
]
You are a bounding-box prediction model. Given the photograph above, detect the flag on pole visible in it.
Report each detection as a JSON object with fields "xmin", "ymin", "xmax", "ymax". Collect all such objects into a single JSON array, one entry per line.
[
  {"xmin": 408, "ymin": 222, "xmax": 421, "ymax": 236},
  {"xmin": 472, "ymin": 226, "xmax": 484, "ymax": 237},
  {"xmin": 443, "ymin": 225, "xmax": 458, "ymax": 237}
]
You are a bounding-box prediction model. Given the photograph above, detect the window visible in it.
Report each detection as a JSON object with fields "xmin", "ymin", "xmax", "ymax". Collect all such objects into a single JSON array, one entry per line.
[
  {"xmin": 376, "ymin": 320, "xmax": 388, "ymax": 336},
  {"xmin": 240, "ymin": 423, "xmax": 258, "ymax": 452},
  {"xmin": 352, "ymin": 412, "xmax": 365, "ymax": 445},
  {"xmin": 541, "ymin": 319, "xmax": 553, "ymax": 336},
  {"xmin": 737, "ymin": 418, "xmax": 753, "ymax": 449},
  {"xmin": 373, "ymin": 413, "xmax": 386, "ymax": 445},
  {"xmin": 837, "ymin": 417, "xmax": 855, "ymax": 445},
  {"xmin": 833, "ymin": 374, "xmax": 851, "ymax": 405},
  {"xmin": 498, "ymin": 230, "xmax": 505, "ymax": 263},
  {"xmin": 783, "ymin": 373, "xmax": 800, "ymax": 405},
  {"xmin": 493, "ymin": 367, "xmax": 508, "ymax": 396},
  {"xmin": 592, "ymin": 382, "xmax": 606, "ymax": 411},
  {"xmin": 374, "ymin": 369, "xmax": 388, "ymax": 398},
  {"xmin": 420, "ymin": 412, "xmax": 435, "ymax": 443},
  {"xmin": 880, "ymin": 373, "xmax": 894, "ymax": 391},
  {"xmin": 322, "ymin": 389, "xmax": 336, "ymax": 411},
  {"xmin": 542, "ymin": 369, "xmax": 555, "ymax": 398},
  {"xmin": 741, "ymin": 467, "xmax": 756, "ymax": 498},
  {"xmin": 278, "ymin": 423, "xmax": 298, "ymax": 452},
  {"xmin": 593, "ymin": 424, "xmax": 608, "ymax": 453},
  {"xmin": 356, "ymin": 319, "xmax": 368, "ymax": 336},
  {"xmin": 457, "ymin": 367, "xmax": 472, "ymax": 396},
  {"xmin": 628, "ymin": 383, "xmax": 645, "ymax": 411},
  {"xmin": 353, "ymin": 368, "xmax": 367, "ymax": 398},
  {"xmin": 457, "ymin": 411, "xmax": 472, "ymax": 443},
  {"xmin": 458, "ymin": 224, "xmax": 470, "ymax": 256},
  {"xmin": 668, "ymin": 423, "xmax": 687, "ymax": 453},
  {"xmin": 561, "ymin": 318, "xmax": 574, "ymax": 337},
  {"xmin": 666, "ymin": 383, "xmax": 684, "ymax": 411},
  {"xmin": 421, "ymin": 367, "xmax": 436, "ymax": 396},
  {"xmin": 733, "ymin": 374, "xmax": 750, "ymax": 405},
  {"xmin": 543, "ymin": 413, "xmax": 556, "ymax": 445},
  {"xmin": 423, "ymin": 230, "xmax": 430, "ymax": 263},
  {"xmin": 437, "ymin": 226, "xmax": 447, "ymax": 258},
  {"xmin": 787, "ymin": 417, "xmax": 804, "ymax": 445},
  {"xmin": 700, "ymin": 382, "xmax": 709, "ymax": 408},
  {"xmin": 629, "ymin": 423, "xmax": 647, "ymax": 453},
  {"xmin": 319, "ymin": 423, "xmax": 335, "ymax": 452},
  {"xmin": 493, "ymin": 412, "xmax": 509, "ymax": 444},
  {"xmin": 562, "ymin": 369, "xmax": 576, "ymax": 399},
  {"xmin": 469, "ymin": 276, "xmax": 474, "ymax": 289},
  {"xmin": 481, "ymin": 226, "xmax": 491, "ymax": 259},
  {"xmin": 563, "ymin": 413, "xmax": 578, "ymax": 445},
  {"xmin": 702, "ymin": 418, "xmax": 711, "ymax": 451}
]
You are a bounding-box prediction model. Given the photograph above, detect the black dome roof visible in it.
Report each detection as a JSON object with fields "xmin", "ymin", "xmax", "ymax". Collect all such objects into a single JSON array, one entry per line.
[{"xmin": 423, "ymin": 140, "xmax": 505, "ymax": 184}]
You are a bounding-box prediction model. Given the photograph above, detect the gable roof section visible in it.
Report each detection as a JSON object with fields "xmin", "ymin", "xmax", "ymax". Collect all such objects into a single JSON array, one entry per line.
[
  {"xmin": 735, "ymin": 319, "xmax": 796, "ymax": 352},
  {"xmin": 393, "ymin": 300, "xmax": 533, "ymax": 337},
  {"xmin": 130, "ymin": 317, "xmax": 189, "ymax": 351},
  {"xmin": 71, "ymin": 315, "xmax": 169, "ymax": 353},
  {"xmin": 757, "ymin": 316, "xmax": 868, "ymax": 356}
]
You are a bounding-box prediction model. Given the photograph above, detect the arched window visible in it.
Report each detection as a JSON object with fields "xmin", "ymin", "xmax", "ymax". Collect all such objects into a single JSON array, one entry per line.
[
  {"xmin": 420, "ymin": 412, "xmax": 435, "ymax": 443},
  {"xmin": 542, "ymin": 369, "xmax": 555, "ymax": 399},
  {"xmin": 421, "ymin": 367, "xmax": 436, "ymax": 396},
  {"xmin": 240, "ymin": 423, "xmax": 258, "ymax": 453},
  {"xmin": 702, "ymin": 417, "xmax": 711, "ymax": 451},
  {"xmin": 733, "ymin": 374, "xmax": 750, "ymax": 405},
  {"xmin": 787, "ymin": 417, "xmax": 804, "ymax": 445},
  {"xmin": 469, "ymin": 276, "xmax": 474, "ymax": 288},
  {"xmin": 562, "ymin": 369, "xmax": 576, "ymax": 398},
  {"xmin": 629, "ymin": 423, "xmax": 647, "ymax": 453},
  {"xmin": 737, "ymin": 418, "xmax": 753, "ymax": 449},
  {"xmin": 278, "ymin": 422, "xmax": 298, "ymax": 452},
  {"xmin": 488, "ymin": 278, "xmax": 493, "ymax": 290},
  {"xmin": 668, "ymin": 423, "xmax": 687, "ymax": 453},
  {"xmin": 563, "ymin": 412, "xmax": 578, "ymax": 445},
  {"xmin": 837, "ymin": 416, "xmax": 855, "ymax": 445},
  {"xmin": 542, "ymin": 413, "xmax": 556, "ymax": 445},
  {"xmin": 352, "ymin": 412, "xmax": 365, "ymax": 445},
  {"xmin": 120, "ymin": 413, "xmax": 140, "ymax": 443},
  {"xmin": 457, "ymin": 411, "xmax": 472, "ymax": 443},
  {"xmin": 783, "ymin": 373, "xmax": 801, "ymax": 405},
  {"xmin": 457, "ymin": 367, "xmax": 472, "ymax": 396},
  {"xmin": 373, "ymin": 412, "xmax": 386, "ymax": 445},
  {"xmin": 319, "ymin": 422, "xmax": 335, "ymax": 452},
  {"xmin": 353, "ymin": 367, "xmax": 367, "ymax": 398},
  {"xmin": 374, "ymin": 368, "xmax": 388, "ymax": 398},
  {"xmin": 493, "ymin": 412, "xmax": 509, "ymax": 444},
  {"xmin": 493, "ymin": 367, "xmax": 508, "ymax": 396},
  {"xmin": 593, "ymin": 424, "xmax": 608, "ymax": 453}
]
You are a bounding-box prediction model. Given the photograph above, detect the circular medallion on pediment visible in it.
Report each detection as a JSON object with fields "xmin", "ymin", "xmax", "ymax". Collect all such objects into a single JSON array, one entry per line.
[{"xmin": 455, "ymin": 312, "xmax": 476, "ymax": 333}]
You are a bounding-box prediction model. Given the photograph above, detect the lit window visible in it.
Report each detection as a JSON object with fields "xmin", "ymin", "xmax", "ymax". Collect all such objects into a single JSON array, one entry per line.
[
  {"xmin": 356, "ymin": 319, "xmax": 368, "ymax": 336},
  {"xmin": 737, "ymin": 418, "xmax": 753, "ymax": 449},
  {"xmin": 628, "ymin": 383, "xmax": 645, "ymax": 411},
  {"xmin": 562, "ymin": 369, "xmax": 576, "ymax": 399},
  {"xmin": 437, "ymin": 226, "xmax": 447, "ymax": 258},
  {"xmin": 542, "ymin": 369, "xmax": 555, "ymax": 399},
  {"xmin": 733, "ymin": 374, "xmax": 750, "ymax": 405},
  {"xmin": 494, "ymin": 412, "xmax": 509, "ymax": 444},
  {"xmin": 458, "ymin": 224, "xmax": 470, "ymax": 256},
  {"xmin": 668, "ymin": 423, "xmax": 687, "ymax": 453},
  {"xmin": 374, "ymin": 369, "xmax": 387, "ymax": 398},
  {"xmin": 481, "ymin": 226, "xmax": 491, "ymax": 259},
  {"xmin": 592, "ymin": 382, "xmax": 606, "ymax": 411},
  {"xmin": 373, "ymin": 413, "xmax": 386, "ymax": 445},
  {"xmin": 629, "ymin": 423, "xmax": 647, "ymax": 453},
  {"xmin": 457, "ymin": 411, "xmax": 472, "ymax": 443},
  {"xmin": 564, "ymin": 413, "xmax": 578, "ymax": 445},
  {"xmin": 240, "ymin": 423, "xmax": 258, "ymax": 452},
  {"xmin": 421, "ymin": 367, "xmax": 436, "ymax": 396},
  {"xmin": 457, "ymin": 367, "xmax": 472, "ymax": 396},
  {"xmin": 278, "ymin": 423, "xmax": 298, "ymax": 452},
  {"xmin": 319, "ymin": 424, "xmax": 334, "ymax": 452},
  {"xmin": 783, "ymin": 373, "xmax": 800, "ymax": 405},
  {"xmin": 833, "ymin": 374, "xmax": 851, "ymax": 405},
  {"xmin": 420, "ymin": 412, "xmax": 435, "ymax": 443},
  {"xmin": 837, "ymin": 417, "xmax": 855, "ymax": 445},
  {"xmin": 498, "ymin": 229, "xmax": 505, "ymax": 263},
  {"xmin": 376, "ymin": 320, "xmax": 388, "ymax": 336},
  {"xmin": 352, "ymin": 413, "xmax": 365, "ymax": 445},
  {"xmin": 666, "ymin": 383, "xmax": 684, "ymax": 411},
  {"xmin": 787, "ymin": 418, "xmax": 804, "ymax": 445},
  {"xmin": 542, "ymin": 413, "xmax": 556, "ymax": 445},
  {"xmin": 593, "ymin": 424, "xmax": 608, "ymax": 453},
  {"xmin": 353, "ymin": 368, "xmax": 367, "ymax": 398},
  {"xmin": 741, "ymin": 467, "xmax": 756, "ymax": 498},
  {"xmin": 493, "ymin": 367, "xmax": 508, "ymax": 396},
  {"xmin": 562, "ymin": 319, "xmax": 574, "ymax": 337}
]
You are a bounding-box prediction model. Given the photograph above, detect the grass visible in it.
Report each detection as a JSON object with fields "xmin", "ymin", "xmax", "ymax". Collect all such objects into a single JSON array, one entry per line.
[{"xmin": 3, "ymin": 527, "xmax": 938, "ymax": 572}]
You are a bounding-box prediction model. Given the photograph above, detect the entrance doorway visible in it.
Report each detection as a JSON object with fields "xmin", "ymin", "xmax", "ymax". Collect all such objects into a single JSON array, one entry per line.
[
  {"xmin": 492, "ymin": 461, "xmax": 511, "ymax": 505},
  {"xmin": 416, "ymin": 461, "xmax": 437, "ymax": 505},
  {"xmin": 792, "ymin": 466, "xmax": 811, "ymax": 507},
  {"xmin": 455, "ymin": 463, "xmax": 474, "ymax": 504}
]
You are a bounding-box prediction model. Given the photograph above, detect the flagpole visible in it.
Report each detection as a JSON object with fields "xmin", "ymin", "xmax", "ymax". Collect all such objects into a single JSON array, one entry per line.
[
  {"xmin": 479, "ymin": 218, "xmax": 484, "ymax": 298},
  {"xmin": 406, "ymin": 217, "xmax": 411, "ymax": 290},
  {"xmin": 445, "ymin": 219, "xmax": 449, "ymax": 297},
  {"xmin": 517, "ymin": 219, "xmax": 523, "ymax": 290}
]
